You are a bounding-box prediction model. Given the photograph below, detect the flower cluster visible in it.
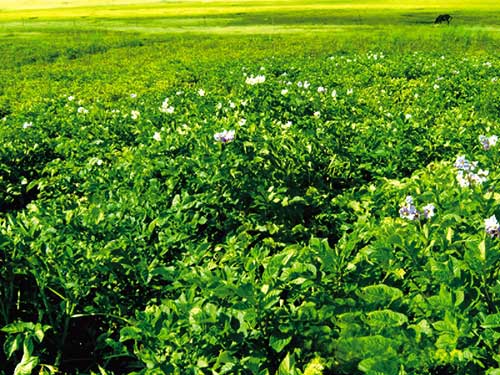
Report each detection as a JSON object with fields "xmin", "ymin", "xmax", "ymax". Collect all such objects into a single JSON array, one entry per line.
[
  {"xmin": 245, "ymin": 75, "xmax": 266, "ymax": 85},
  {"xmin": 214, "ymin": 129, "xmax": 235, "ymax": 143},
  {"xmin": 454, "ymin": 155, "xmax": 488, "ymax": 187},
  {"xmin": 131, "ymin": 110, "xmax": 140, "ymax": 120},
  {"xmin": 159, "ymin": 98, "xmax": 174, "ymax": 114},
  {"xmin": 485, "ymin": 215, "xmax": 500, "ymax": 238},
  {"xmin": 399, "ymin": 196, "xmax": 435, "ymax": 221},
  {"xmin": 153, "ymin": 132, "xmax": 161, "ymax": 141},
  {"xmin": 479, "ymin": 135, "xmax": 498, "ymax": 150}
]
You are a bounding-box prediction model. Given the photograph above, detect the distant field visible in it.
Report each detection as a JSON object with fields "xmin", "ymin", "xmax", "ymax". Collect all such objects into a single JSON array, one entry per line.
[
  {"xmin": 0, "ymin": 0, "xmax": 499, "ymax": 36},
  {"xmin": 0, "ymin": 0, "xmax": 499, "ymax": 22}
]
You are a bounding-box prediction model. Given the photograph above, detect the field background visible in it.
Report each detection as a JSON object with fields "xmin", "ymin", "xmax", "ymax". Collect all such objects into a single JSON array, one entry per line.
[{"xmin": 1, "ymin": 1, "xmax": 500, "ymax": 374}]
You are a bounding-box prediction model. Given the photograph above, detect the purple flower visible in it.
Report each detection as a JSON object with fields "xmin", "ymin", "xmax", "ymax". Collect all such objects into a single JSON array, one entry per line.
[
  {"xmin": 399, "ymin": 196, "xmax": 435, "ymax": 221},
  {"xmin": 214, "ymin": 129, "xmax": 235, "ymax": 143},
  {"xmin": 479, "ymin": 135, "xmax": 498, "ymax": 150},
  {"xmin": 454, "ymin": 155, "xmax": 472, "ymax": 171},
  {"xmin": 399, "ymin": 195, "xmax": 420, "ymax": 220},
  {"xmin": 485, "ymin": 215, "xmax": 500, "ymax": 238},
  {"xmin": 422, "ymin": 204, "xmax": 435, "ymax": 219}
]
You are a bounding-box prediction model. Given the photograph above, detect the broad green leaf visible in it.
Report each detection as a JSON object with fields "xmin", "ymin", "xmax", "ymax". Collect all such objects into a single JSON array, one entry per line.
[
  {"xmin": 365, "ymin": 310, "xmax": 408, "ymax": 328},
  {"xmin": 482, "ymin": 313, "xmax": 500, "ymax": 329},
  {"xmin": 277, "ymin": 352, "xmax": 296, "ymax": 375},
  {"xmin": 358, "ymin": 284, "xmax": 403, "ymax": 305},
  {"xmin": 358, "ymin": 356, "xmax": 400, "ymax": 375},
  {"xmin": 270, "ymin": 335, "xmax": 292, "ymax": 353}
]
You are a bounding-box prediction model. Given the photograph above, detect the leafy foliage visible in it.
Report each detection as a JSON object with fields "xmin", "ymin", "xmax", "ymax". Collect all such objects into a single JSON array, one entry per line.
[{"xmin": 0, "ymin": 23, "xmax": 499, "ymax": 375}]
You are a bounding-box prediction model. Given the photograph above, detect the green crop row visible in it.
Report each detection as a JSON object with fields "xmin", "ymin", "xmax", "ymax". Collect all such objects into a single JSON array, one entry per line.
[{"xmin": 0, "ymin": 33, "xmax": 499, "ymax": 375}]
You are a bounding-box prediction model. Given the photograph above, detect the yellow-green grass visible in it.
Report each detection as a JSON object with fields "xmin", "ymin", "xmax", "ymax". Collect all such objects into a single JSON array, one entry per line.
[
  {"xmin": 0, "ymin": 2, "xmax": 498, "ymax": 38},
  {"xmin": 0, "ymin": 0, "xmax": 499, "ymax": 21}
]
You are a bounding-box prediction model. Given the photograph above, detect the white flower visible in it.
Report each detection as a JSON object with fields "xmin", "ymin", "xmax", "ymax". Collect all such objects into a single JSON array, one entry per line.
[
  {"xmin": 214, "ymin": 129, "xmax": 235, "ymax": 143},
  {"xmin": 245, "ymin": 75, "xmax": 265, "ymax": 85},
  {"xmin": 484, "ymin": 61, "xmax": 492, "ymax": 68},
  {"xmin": 130, "ymin": 93, "xmax": 137, "ymax": 99},
  {"xmin": 317, "ymin": 86, "xmax": 326, "ymax": 93},
  {"xmin": 282, "ymin": 121, "xmax": 292, "ymax": 129},
  {"xmin": 22, "ymin": 122, "xmax": 33, "ymax": 129},
  {"xmin": 281, "ymin": 89, "xmax": 288, "ymax": 95},
  {"xmin": 433, "ymin": 84, "xmax": 440, "ymax": 90},
  {"xmin": 159, "ymin": 97, "xmax": 175, "ymax": 114},
  {"xmin": 454, "ymin": 155, "xmax": 471, "ymax": 171},
  {"xmin": 422, "ymin": 204, "xmax": 435, "ymax": 219},
  {"xmin": 68, "ymin": 95, "xmax": 75, "ymax": 101},
  {"xmin": 77, "ymin": 106, "xmax": 88, "ymax": 114},
  {"xmin": 485, "ymin": 215, "xmax": 500, "ymax": 237},
  {"xmin": 313, "ymin": 111, "xmax": 321, "ymax": 118},
  {"xmin": 399, "ymin": 204, "xmax": 419, "ymax": 221},
  {"xmin": 490, "ymin": 135, "xmax": 498, "ymax": 146},
  {"xmin": 198, "ymin": 89, "xmax": 205, "ymax": 97},
  {"xmin": 153, "ymin": 132, "xmax": 161, "ymax": 141},
  {"xmin": 131, "ymin": 110, "xmax": 140, "ymax": 120},
  {"xmin": 331, "ymin": 89, "xmax": 337, "ymax": 99},
  {"xmin": 479, "ymin": 135, "xmax": 498, "ymax": 150},
  {"xmin": 470, "ymin": 169, "xmax": 489, "ymax": 185},
  {"xmin": 492, "ymin": 77, "xmax": 498, "ymax": 83},
  {"xmin": 456, "ymin": 170, "xmax": 470, "ymax": 188},
  {"xmin": 455, "ymin": 156, "xmax": 488, "ymax": 187},
  {"xmin": 160, "ymin": 98, "xmax": 169, "ymax": 113},
  {"xmin": 159, "ymin": 98, "xmax": 174, "ymax": 113},
  {"xmin": 405, "ymin": 195, "xmax": 414, "ymax": 205},
  {"xmin": 229, "ymin": 101, "xmax": 236, "ymax": 109},
  {"xmin": 238, "ymin": 118, "xmax": 246, "ymax": 126},
  {"xmin": 405, "ymin": 113, "xmax": 412, "ymax": 120},
  {"xmin": 303, "ymin": 81, "xmax": 310, "ymax": 89}
]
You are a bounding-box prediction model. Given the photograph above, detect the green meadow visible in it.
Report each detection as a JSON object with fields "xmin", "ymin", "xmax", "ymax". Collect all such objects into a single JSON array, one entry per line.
[{"xmin": 1, "ymin": 1, "xmax": 500, "ymax": 374}]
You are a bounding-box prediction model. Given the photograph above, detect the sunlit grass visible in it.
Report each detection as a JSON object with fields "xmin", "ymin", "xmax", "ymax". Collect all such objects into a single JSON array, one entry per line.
[{"xmin": 0, "ymin": 0, "xmax": 499, "ymax": 22}]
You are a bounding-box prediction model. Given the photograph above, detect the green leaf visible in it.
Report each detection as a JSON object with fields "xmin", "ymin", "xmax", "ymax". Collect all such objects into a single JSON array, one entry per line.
[
  {"xmin": 270, "ymin": 335, "xmax": 292, "ymax": 353},
  {"xmin": 364, "ymin": 310, "xmax": 408, "ymax": 328},
  {"xmin": 277, "ymin": 352, "xmax": 296, "ymax": 375},
  {"xmin": 335, "ymin": 335, "xmax": 398, "ymax": 362},
  {"xmin": 1, "ymin": 322, "xmax": 35, "ymax": 334},
  {"xmin": 4, "ymin": 334, "xmax": 22, "ymax": 359},
  {"xmin": 358, "ymin": 356, "xmax": 399, "ymax": 375},
  {"xmin": 14, "ymin": 356, "xmax": 39, "ymax": 375},
  {"xmin": 482, "ymin": 313, "xmax": 500, "ymax": 329},
  {"xmin": 14, "ymin": 342, "xmax": 39, "ymax": 375},
  {"xmin": 119, "ymin": 326, "xmax": 143, "ymax": 342},
  {"xmin": 358, "ymin": 284, "xmax": 403, "ymax": 305}
]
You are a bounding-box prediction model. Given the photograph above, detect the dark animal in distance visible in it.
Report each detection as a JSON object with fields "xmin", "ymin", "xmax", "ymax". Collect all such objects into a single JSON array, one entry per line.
[{"xmin": 434, "ymin": 14, "xmax": 452, "ymax": 24}]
